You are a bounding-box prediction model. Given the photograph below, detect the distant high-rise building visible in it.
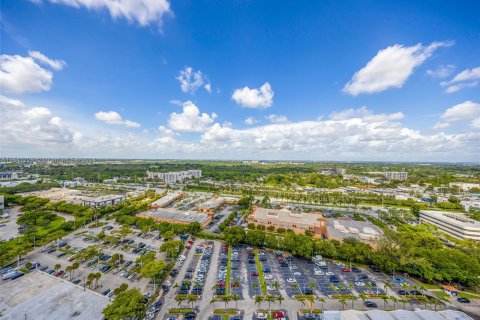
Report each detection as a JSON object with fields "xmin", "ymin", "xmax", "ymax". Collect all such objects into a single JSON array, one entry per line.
[{"xmin": 385, "ymin": 171, "xmax": 408, "ymax": 181}]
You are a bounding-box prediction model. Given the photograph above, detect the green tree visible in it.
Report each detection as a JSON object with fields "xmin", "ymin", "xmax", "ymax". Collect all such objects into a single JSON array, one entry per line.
[
  {"xmin": 102, "ymin": 289, "xmax": 146, "ymax": 320},
  {"xmin": 113, "ymin": 283, "xmax": 129, "ymax": 296},
  {"xmin": 224, "ymin": 226, "xmax": 246, "ymax": 245}
]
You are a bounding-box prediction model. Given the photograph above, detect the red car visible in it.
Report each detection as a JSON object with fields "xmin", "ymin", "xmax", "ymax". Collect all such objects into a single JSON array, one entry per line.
[
  {"xmin": 272, "ymin": 311, "xmax": 285, "ymax": 319},
  {"xmin": 341, "ymin": 267, "xmax": 351, "ymax": 273},
  {"xmin": 250, "ymin": 273, "xmax": 259, "ymax": 277},
  {"xmin": 217, "ymin": 282, "xmax": 226, "ymax": 287},
  {"xmin": 55, "ymin": 271, "xmax": 64, "ymax": 277}
]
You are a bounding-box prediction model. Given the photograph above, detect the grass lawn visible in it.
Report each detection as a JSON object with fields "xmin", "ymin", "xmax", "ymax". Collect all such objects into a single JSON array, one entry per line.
[
  {"xmin": 37, "ymin": 216, "xmax": 65, "ymax": 236},
  {"xmin": 226, "ymin": 245, "xmax": 232, "ymax": 295},
  {"xmin": 255, "ymin": 250, "xmax": 267, "ymax": 295},
  {"xmin": 458, "ymin": 291, "xmax": 480, "ymax": 299}
]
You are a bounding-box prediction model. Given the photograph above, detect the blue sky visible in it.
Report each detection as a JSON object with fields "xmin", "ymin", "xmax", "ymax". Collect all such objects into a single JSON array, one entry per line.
[{"xmin": 1, "ymin": 0, "xmax": 479, "ymax": 160}]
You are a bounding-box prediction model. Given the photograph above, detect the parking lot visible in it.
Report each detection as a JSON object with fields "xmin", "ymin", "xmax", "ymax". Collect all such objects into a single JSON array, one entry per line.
[{"xmin": 19, "ymin": 220, "xmax": 171, "ymax": 298}]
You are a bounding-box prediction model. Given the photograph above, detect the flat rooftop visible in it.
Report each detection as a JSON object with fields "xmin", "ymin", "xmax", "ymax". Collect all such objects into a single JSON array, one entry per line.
[
  {"xmin": 0, "ymin": 271, "xmax": 109, "ymax": 320},
  {"xmin": 139, "ymin": 208, "xmax": 209, "ymax": 224},
  {"xmin": 150, "ymin": 192, "xmax": 183, "ymax": 206},
  {"xmin": 250, "ymin": 207, "xmax": 323, "ymax": 225},
  {"xmin": 199, "ymin": 197, "xmax": 237, "ymax": 209},
  {"xmin": 326, "ymin": 218, "xmax": 382, "ymax": 241},
  {"xmin": 420, "ymin": 210, "xmax": 480, "ymax": 229}
]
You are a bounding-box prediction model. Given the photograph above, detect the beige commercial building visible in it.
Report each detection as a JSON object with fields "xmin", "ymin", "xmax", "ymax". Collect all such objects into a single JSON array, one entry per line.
[
  {"xmin": 198, "ymin": 196, "xmax": 238, "ymax": 214},
  {"xmin": 246, "ymin": 206, "xmax": 326, "ymax": 237},
  {"xmin": 420, "ymin": 210, "xmax": 480, "ymax": 240}
]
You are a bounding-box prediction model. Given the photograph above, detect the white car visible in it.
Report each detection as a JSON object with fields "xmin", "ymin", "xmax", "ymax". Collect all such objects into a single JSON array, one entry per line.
[
  {"xmin": 286, "ymin": 278, "xmax": 296, "ymax": 283},
  {"xmin": 293, "ymin": 272, "xmax": 302, "ymax": 276},
  {"xmin": 256, "ymin": 312, "xmax": 268, "ymax": 319},
  {"xmin": 178, "ymin": 255, "xmax": 186, "ymax": 261},
  {"xmin": 354, "ymin": 281, "xmax": 365, "ymax": 287},
  {"xmin": 326, "ymin": 271, "xmax": 334, "ymax": 276},
  {"xmin": 290, "ymin": 265, "xmax": 298, "ymax": 270},
  {"xmin": 336, "ymin": 262, "xmax": 345, "ymax": 268},
  {"xmin": 267, "ymin": 285, "xmax": 275, "ymax": 291},
  {"xmin": 164, "ymin": 280, "xmax": 171, "ymax": 287},
  {"xmin": 314, "ymin": 270, "xmax": 324, "ymax": 276},
  {"xmin": 264, "ymin": 275, "xmax": 273, "ymax": 280}
]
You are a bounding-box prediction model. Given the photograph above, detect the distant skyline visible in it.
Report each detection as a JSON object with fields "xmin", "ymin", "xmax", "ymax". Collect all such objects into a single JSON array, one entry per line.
[{"xmin": 1, "ymin": 0, "xmax": 479, "ymax": 161}]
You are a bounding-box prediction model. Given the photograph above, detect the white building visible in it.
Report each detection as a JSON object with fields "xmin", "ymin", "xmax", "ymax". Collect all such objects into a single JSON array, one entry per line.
[
  {"xmin": 385, "ymin": 171, "xmax": 408, "ymax": 181},
  {"xmin": 0, "ymin": 195, "xmax": 4, "ymax": 210},
  {"xmin": 146, "ymin": 170, "xmax": 202, "ymax": 183},
  {"xmin": 0, "ymin": 172, "xmax": 19, "ymax": 180},
  {"xmin": 420, "ymin": 210, "xmax": 480, "ymax": 241},
  {"xmin": 449, "ymin": 182, "xmax": 480, "ymax": 191}
]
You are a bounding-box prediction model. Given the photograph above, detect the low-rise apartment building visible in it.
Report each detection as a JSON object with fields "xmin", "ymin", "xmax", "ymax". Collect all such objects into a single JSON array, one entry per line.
[
  {"xmin": 419, "ymin": 210, "xmax": 480, "ymax": 240},
  {"xmin": 246, "ymin": 206, "xmax": 326, "ymax": 237}
]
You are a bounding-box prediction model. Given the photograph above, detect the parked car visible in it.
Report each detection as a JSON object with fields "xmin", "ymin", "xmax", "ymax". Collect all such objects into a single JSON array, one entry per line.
[{"xmin": 365, "ymin": 301, "xmax": 378, "ymax": 308}]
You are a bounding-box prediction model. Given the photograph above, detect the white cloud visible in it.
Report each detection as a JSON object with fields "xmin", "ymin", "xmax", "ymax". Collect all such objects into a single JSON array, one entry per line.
[
  {"xmin": 0, "ymin": 95, "xmax": 79, "ymax": 150},
  {"xmin": 94, "ymin": 111, "xmax": 141, "ymax": 127},
  {"xmin": 232, "ymin": 82, "xmax": 274, "ymax": 109},
  {"xmin": 168, "ymin": 100, "xmax": 217, "ymax": 132},
  {"xmin": 426, "ymin": 64, "xmax": 455, "ymax": 78},
  {"xmin": 329, "ymin": 106, "xmax": 404, "ymax": 122},
  {"xmin": 28, "ymin": 50, "xmax": 66, "ymax": 70},
  {"xmin": 0, "ymin": 95, "xmax": 24, "ymax": 108},
  {"xmin": 440, "ymin": 67, "xmax": 480, "ymax": 93},
  {"xmin": 244, "ymin": 117, "xmax": 259, "ymax": 125},
  {"xmin": 0, "ymin": 51, "xmax": 65, "ymax": 94},
  {"xmin": 266, "ymin": 114, "xmax": 289, "ymax": 124},
  {"xmin": 176, "ymin": 67, "xmax": 211, "ymax": 94},
  {"xmin": 343, "ymin": 41, "xmax": 454, "ymax": 96},
  {"xmin": 37, "ymin": 0, "xmax": 172, "ymax": 28},
  {"xmin": 434, "ymin": 101, "xmax": 480, "ymax": 129}
]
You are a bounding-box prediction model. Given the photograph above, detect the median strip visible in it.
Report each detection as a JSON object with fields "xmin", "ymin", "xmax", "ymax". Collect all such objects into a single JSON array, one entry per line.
[{"xmin": 254, "ymin": 249, "xmax": 267, "ymax": 295}]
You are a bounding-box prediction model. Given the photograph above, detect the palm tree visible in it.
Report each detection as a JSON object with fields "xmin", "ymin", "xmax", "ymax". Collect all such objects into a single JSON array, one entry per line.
[
  {"xmin": 339, "ymin": 297, "xmax": 348, "ymax": 310},
  {"xmin": 254, "ymin": 295, "xmax": 264, "ymax": 310},
  {"xmin": 305, "ymin": 295, "xmax": 315, "ymax": 312},
  {"xmin": 296, "ymin": 296, "xmax": 306, "ymax": 312},
  {"xmin": 359, "ymin": 293, "xmax": 368, "ymax": 310},
  {"xmin": 175, "ymin": 295, "xmax": 185, "ymax": 307},
  {"xmin": 209, "ymin": 297, "xmax": 217, "ymax": 309},
  {"xmin": 232, "ymin": 295, "xmax": 240, "ymax": 309},
  {"xmin": 317, "ymin": 296, "xmax": 326, "ymax": 312},
  {"xmin": 309, "ymin": 281, "xmax": 316, "ymax": 293},
  {"xmin": 65, "ymin": 265, "xmax": 73, "ymax": 280},
  {"xmin": 277, "ymin": 295, "xmax": 284, "ymax": 309},
  {"xmin": 54, "ymin": 263, "xmax": 61, "ymax": 273},
  {"xmin": 188, "ymin": 295, "xmax": 198, "ymax": 308},
  {"xmin": 272, "ymin": 281, "xmax": 280, "ymax": 292},
  {"xmin": 94, "ymin": 272, "xmax": 101, "ymax": 289},
  {"xmin": 381, "ymin": 295, "xmax": 389, "ymax": 310},
  {"xmin": 390, "ymin": 295, "xmax": 399, "ymax": 309},
  {"xmin": 383, "ymin": 281, "xmax": 392, "ymax": 295},
  {"xmin": 349, "ymin": 296, "xmax": 358, "ymax": 310},
  {"xmin": 220, "ymin": 295, "xmax": 231, "ymax": 310},
  {"xmin": 72, "ymin": 262, "xmax": 79, "ymax": 277},
  {"xmin": 265, "ymin": 295, "xmax": 276, "ymax": 312}
]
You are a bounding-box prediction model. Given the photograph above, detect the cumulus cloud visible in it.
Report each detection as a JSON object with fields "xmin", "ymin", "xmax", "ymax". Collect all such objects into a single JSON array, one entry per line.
[
  {"xmin": 176, "ymin": 67, "xmax": 211, "ymax": 94},
  {"xmin": 434, "ymin": 101, "xmax": 480, "ymax": 129},
  {"xmin": 343, "ymin": 41, "xmax": 454, "ymax": 96},
  {"xmin": 0, "ymin": 95, "xmax": 79, "ymax": 149},
  {"xmin": 168, "ymin": 100, "xmax": 217, "ymax": 132},
  {"xmin": 266, "ymin": 114, "xmax": 289, "ymax": 124},
  {"xmin": 0, "ymin": 51, "xmax": 65, "ymax": 94},
  {"xmin": 232, "ymin": 82, "xmax": 274, "ymax": 109},
  {"xmin": 200, "ymin": 107, "xmax": 479, "ymax": 160},
  {"xmin": 244, "ymin": 117, "xmax": 259, "ymax": 125},
  {"xmin": 426, "ymin": 64, "xmax": 455, "ymax": 78},
  {"xmin": 440, "ymin": 67, "xmax": 480, "ymax": 93},
  {"xmin": 35, "ymin": 0, "xmax": 172, "ymax": 28},
  {"xmin": 94, "ymin": 111, "xmax": 141, "ymax": 127}
]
